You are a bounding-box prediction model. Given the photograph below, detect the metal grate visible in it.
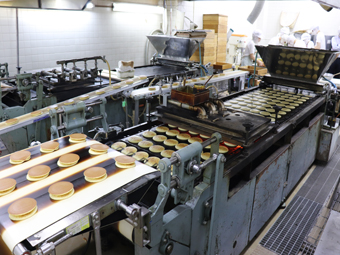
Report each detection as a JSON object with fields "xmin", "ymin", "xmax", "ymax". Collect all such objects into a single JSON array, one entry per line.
[{"xmin": 260, "ymin": 196, "xmax": 322, "ymax": 255}]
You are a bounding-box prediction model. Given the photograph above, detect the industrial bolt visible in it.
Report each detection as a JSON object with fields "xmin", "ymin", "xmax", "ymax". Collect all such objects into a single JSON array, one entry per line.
[
  {"xmin": 220, "ymin": 156, "xmax": 226, "ymax": 163},
  {"xmin": 95, "ymin": 215, "xmax": 99, "ymax": 220},
  {"xmin": 205, "ymin": 202, "xmax": 210, "ymax": 207}
]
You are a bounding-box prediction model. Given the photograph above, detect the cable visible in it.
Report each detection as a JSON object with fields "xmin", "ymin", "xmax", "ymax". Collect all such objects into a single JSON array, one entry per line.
[
  {"xmin": 323, "ymin": 76, "xmax": 337, "ymax": 91},
  {"xmin": 200, "ymin": 65, "xmax": 207, "ymax": 76},
  {"xmin": 103, "ymin": 58, "xmax": 111, "ymax": 86},
  {"xmin": 81, "ymin": 232, "xmax": 92, "ymax": 255},
  {"xmin": 148, "ymin": 77, "xmax": 156, "ymax": 87}
]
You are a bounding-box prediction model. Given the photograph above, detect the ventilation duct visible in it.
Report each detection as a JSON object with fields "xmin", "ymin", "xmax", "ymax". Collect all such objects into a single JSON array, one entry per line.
[
  {"xmin": 247, "ymin": 1, "xmax": 265, "ymax": 24},
  {"xmin": 0, "ymin": 0, "xmax": 90, "ymax": 10}
]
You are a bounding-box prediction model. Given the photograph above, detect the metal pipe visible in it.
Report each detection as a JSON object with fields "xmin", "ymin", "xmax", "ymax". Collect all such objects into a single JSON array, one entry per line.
[
  {"xmin": 201, "ymin": 137, "xmax": 217, "ymax": 148},
  {"xmin": 57, "ymin": 115, "xmax": 103, "ymax": 130},
  {"xmin": 168, "ymin": 99, "xmax": 181, "ymax": 107},
  {"xmin": 247, "ymin": 1, "xmax": 265, "ymax": 24},
  {"xmin": 16, "ymin": 8, "xmax": 20, "ymax": 74}
]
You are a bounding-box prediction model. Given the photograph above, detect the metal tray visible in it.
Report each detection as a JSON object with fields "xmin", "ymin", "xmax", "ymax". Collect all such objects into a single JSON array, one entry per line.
[{"xmin": 171, "ymin": 86, "xmax": 210, "ymax": 106}]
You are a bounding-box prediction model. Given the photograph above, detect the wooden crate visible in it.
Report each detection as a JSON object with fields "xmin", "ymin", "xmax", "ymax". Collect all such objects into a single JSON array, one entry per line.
[
  {"xmin": 203, "ymin": 24, "xmax": 227, "ymax": 33},
  {"xmin": 203, "ymin": 14, "xmax": 228, "ymax": 33},
  {"xmin": 205, "ymin": 29, "xmax": 216, "ymax": 39},
  {"xmin": 213, "ymin": 62, "xmax": 233, "ymax": 70},
  {"xmin": 239, "ymin": 66, "xmax": 268, "ymax": 75}
]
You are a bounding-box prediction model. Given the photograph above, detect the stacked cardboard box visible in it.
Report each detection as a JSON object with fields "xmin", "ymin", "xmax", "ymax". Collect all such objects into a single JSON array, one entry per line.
[
  {"xmin": 190, "ymin": 30, "xmax": 217, "ymax": 65},
  {"xmin": 203, "ymin": 14, "xmax": 228, "ymax": 63}
]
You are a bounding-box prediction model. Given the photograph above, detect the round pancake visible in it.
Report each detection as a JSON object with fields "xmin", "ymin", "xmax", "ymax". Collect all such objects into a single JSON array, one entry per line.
[
  {"xmin": 168, "ymin": 124, "xmax": 177, "ymax": 128},
  {"xmin": 111, "ymin": 142, "xmax": 126, "ymax": 151},
  {"xmin": 201, "ymin": 152, "xmax": 210, "ymax": 161},
  {"xmin": 115, "ymin": 155, "xmax": 136, "ymax": 168},
  {"xmin": 31, "ymin": 110, "xmax": 42, "ymax": 117},
  {"xmin": 178, "ymin": 128, "xmax": 187, "ymax": 132},
  {"xmin": 153, "ymin": 135, "xmax": 167, "ymax": 143},
  {"xmin": 95, "ymin": 89, "xmax": 105, "ymax": 95},
  {"xmin": 260, "ymin": 111, "xmax": 270, "ymax": 117},
  {"xmin": 27, "ymin": 165, "xmax": 51, "ymax": 181},
  {"xmin": 57, "ymin": 153, "xmax": 80, "ymax": 167},
  {"xmin": 224, "ymin": 142, "xmax": 237, "ymax": 148},
  {"xmin": 164, "ymin": 139, "xmax": 178, "ymax": 147},
  {"xmin": 219, "ymin": 146, "xmax": 229, "ymax": 154},
  {"xmin": 64, "ymin": 99, "xmax": 75, "ymax": 105},
  {"xmin": 69, "ymin": 133, "xmax": 86, "ymax": 143},
  {"xmin": 49, "ymin": 104, "xmax": 58, "ymax": 110},
  {"xmin": 188, "ymin": 137, "xmax": 203, "ymax": 144},
  {"xmin": 175, "ymin": 143, "xmax": 188, "ymax": 150},
  {"xmin": 121, "ymin": 146, "xmax": 137, "ymax": 156},
  {"xmin": 161, "ymin": 150, "xmax": 174, "ymax": 158},
  {"xmin": 149, "ymin": 145, "xmax": 165, "ymax": 153},
  {"xmin": 133, "ymin": 151, "xmax": 149, "ymax": 161},
  {"xmin": 200, "ymin": 134, "xmax": 210, "ymax": 139},
  {"xmin": 128, "ymin": 136, "xmax": 143, "ymax": 144},
  {"xmin": 189, "ymin": 131, "xmax": 199, "ymax": 136},
  {"xmin": 143, "ymin": 131, "xmax": 156, "ymax": 138},
  {"xmin": 40, "ymin": 141, "xmax": 59, "ymax": 153},
  {"xmin": 89, "ymin": 144, "xmax": 109, "ymax": 155},
  {"xmin": 6, "ymin": 118, "xmax": 19, "ymax": 126},
  {"xmin": 8, "ymin": 198, "xmax": 37, "ymax": 221},
  {"xmin": 145, "ymin": 157, "xmax": 160, "ymax": 167},
  {"xmin": 177, "ymin": 133, "xmax": 191, "ymax": 141},
  {"xmin": 48, "ymin": 181, "xmax": 74, "ymax": 200},
  {"xmin": 10, "ymin": 150, "xmax": 31, "ymax": 164},
  {"xmin": 156, "ymin": 126, "xmax": 169, "ymax": 133},
  {"xmin": 84, "ymin": 167, "xmax": 107, "ymax": 183},
  {"xmin": 166, "ymin": 130, "xmax": 180, "ymax": 137},
  {"xmin": 138, "ymin": 140, "xmax": 153, "ymax": 149},
  {"xmin": 0, "ymin": 178, "xmax": 16, "ymax": 196},
  {"xmin": 79, "ymin": 95, "xmax": 89, "ymax": 101}
]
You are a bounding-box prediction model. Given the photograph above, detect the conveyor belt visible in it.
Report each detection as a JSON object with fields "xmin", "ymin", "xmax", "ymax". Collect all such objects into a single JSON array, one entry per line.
[{"xmin": 0, "ymin": 136, "xmax": 157, "ymax": 254}]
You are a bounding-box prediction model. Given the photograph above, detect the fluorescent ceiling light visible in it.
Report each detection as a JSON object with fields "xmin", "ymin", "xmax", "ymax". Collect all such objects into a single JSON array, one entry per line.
[
  {"xmin": 113, "ymin": 3, "xmax": 163, "ymax": 14},
  {"xmin": 86, "ymin": 1, "xmax": 94, "ymax": 9}
]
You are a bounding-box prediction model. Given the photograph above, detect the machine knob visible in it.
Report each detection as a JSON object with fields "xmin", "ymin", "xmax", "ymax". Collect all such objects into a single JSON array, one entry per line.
[{"xmin": 242, "ymin": 122, "xmax": 253, "ymax": 132}]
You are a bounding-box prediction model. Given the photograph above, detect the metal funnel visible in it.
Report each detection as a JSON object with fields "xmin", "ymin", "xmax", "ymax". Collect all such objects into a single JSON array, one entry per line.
[{"xmin": 147, "ymin": 35, "xmax": 205, "ymax": 61}]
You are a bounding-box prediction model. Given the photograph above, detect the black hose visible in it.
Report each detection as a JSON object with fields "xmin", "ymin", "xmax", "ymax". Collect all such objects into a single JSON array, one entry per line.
[{"xmin": 82, "ymin": 231, "xmax": 92, "ymax": 255}]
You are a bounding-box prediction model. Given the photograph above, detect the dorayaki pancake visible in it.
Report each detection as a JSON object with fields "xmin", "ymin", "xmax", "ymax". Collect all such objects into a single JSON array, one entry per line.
[
  {"xmin": 238, "ymin": 102, "xmax": 247, "ymax": 106},
  {"xmin": 177, "ymin": 133, "xmax": 191, "ymax": 141},
  {"xmin": 156, "ymin": 126, "xmax": 169, "ymax": 133},
  {"xmin": 49, "ymin": 104, "xmax": 59, "ymax": 110},
  {"xmin": 0, "ymin": 178, "xmax": 16, "ymax": 196},
  {"xmin": 143, "ymin": 131, "xmax": 156, "ymax": 138},
  {"xmin": 111, "ymin": 142, "xmax": 126, "ymax": 151},
  {"xmin": 278, "ymin": 111, "xmax": 287, "ymax": 115},
  {"xmin": 188, "ymin": 137, "xmax": 203, "ymax": 144},
  {"xmin": 270, "ymin": 114, "xmax": 282, "ymax": 118},
  {"xmin": 219, "ymin": 146, "xmax": 229, "ymax": 154},
  {"xmin": 8, "ymin": 198, "xmax": 38, "ymax": 221},
  {"xmin": 48, "ymin": 181, "xmax": 74, "ymax": 200},
  {"xmin": 69, "ymin": 133, "xmax": 87, "ymax": 143},
  {"xmin": 224, "ymin": 141, "xmax": 237, "ymax": 148},
  {"xmin": 164, "ymin": 139, "xmax": 178, "ymax": 147},
  {"xmin": 27, "ymin": 165, "xmax": 51, "ymax": 181},
  {"xmin": 266, "ymin": 108, "xmax": 275, "ymax": 113},
  {"xmin": 79, "ymin": 95, "xmax": 89, "ymax": 101},
  {"xmin": 57, "ymin": 153, "xmax": 80, "ymax": 167},
  {"xmin": 128, "ymin": 136, "xmax": 143, "ymax": 144},
  {"xmin": 200, "ymin": 134, "xmax": 210, "ymax": 139},
  {"xmin": 175, "ymin": 143, "xmax": 188, "ymax": 150},
  {"xmin": 201, "ymin": 152, "xmax": 210, "ymax": 161},
  {"xmin": 6, "ymin": 118, "xmax": 19, "ymax": 126},
  {"xmin": 121, "ymin": 146, "xmax": 137, "ymax": 156},
  {"xmin": 31, "ymin": 110, "xmax": 42, "ymax": 117},
  {"xmin": 10, "ymin": 150, "xmax": 31, "ymax": 165},
  {"xmin": 250, "ymin": 109, "xmax": 260, "ymax": 114},
  {"xmin": 145, "ymin": 157, "xmax": 160, "ymax": 167},
  {"xmin": 166, "ymin": 130, "xmax": 180, "ymax": 137},
  {"xmin": 89, "ymin": 144, "xmax": 109, "ymax": 155},
  {"xmin": 133, "ymin": 151, "xmax": 149, "ymax": 161},
  {"xmin": 40, "ymin": 141, "xmax": 59, "ymax": 153},
  {"xmin": 153, "ymin": 135, "xmax": 167, "ymax": 143},
  {"xmin": 282, "ymin": 108, "xmax": 291, "ymax": 112},
  {"xmin": 64, "ymin": 99, "xmax": 75, "ymax": 105},
  {"xmin": 84, "ymin": 167, "xmax": 107, "ymax": 183},
  {"xmin": 115, "ymin": 155, "xmax": 136, "ymax": 168},
  {"xmin": 168, "ymin": 124, "xmax": 177, "ymax": 128},
  {"xmin": 148, "ymin": 87, "xmax": 156, "ymax": 91},
  {"xmin": 149, "ymin": 145, "xmax": 165, "ymax": 153},
  {"xmin": 172, "ymin": 82, "xmax": 180, "ymax": 86},
  {"xmin": 178, "ymin": 127, "xmax": 187, "ymax": 132},
  {"xmin": 138, "ymin": 141, "xmax": 153, "ymax": 149},
  {"xmin": 260, "ymin": 111, "xmax": 270, "ymax": 117},
  {"xmin": 189, "ymin": 131, "xmax": 199, "ymax": 136},
  {"xmin": 161, "ymin": 150, "xmax": 174, "ymax": 158},
  {"xmin": 95, "ymin": 89, "xmax": 105, "ymax": 95}
]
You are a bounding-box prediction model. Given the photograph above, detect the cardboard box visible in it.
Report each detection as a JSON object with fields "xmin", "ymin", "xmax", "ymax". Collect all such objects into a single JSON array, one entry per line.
[
  {"xmin": 239, "ymin": 66, "xmax": 268, "ymax": 75},
  {"xmin": 203, "ymin": 24, "xmax": 228, "ymax": 33}
]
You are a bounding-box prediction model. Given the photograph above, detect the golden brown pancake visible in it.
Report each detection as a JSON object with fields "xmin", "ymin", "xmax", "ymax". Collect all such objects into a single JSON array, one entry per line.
[
  {"xmin": 48, "ymin": 181, "xmax": 74, "ymax": 200},
  {"xmin": 30, "ymin": 110, "xmax": 42, "ymax": 117},
  {"xmin": 89, "ymin": 144, "xmax": 109, "ymax": 155},
  {"xmin": 178, "ymin": 128, "xmax": 187, "ymax": 132},
  {"xmin": 84, "ymin": 167, "xmax": 107, "ymax": 183},
  {"xmin": 168, "ymin": 124, "xmax": 177, "ymax": 129},
  {"xmin": 121, "ymin": 146, "xmax": 137, "ymax": 156},
  {"xmin": 64, "ymin": 99, "xmax": 75, "ymax": 105},
  {"xmin": 128, "ymin": 136, "xmax": 143, "ymax": 144},
  {"xmin": 115, "ymin": 155, "xmax": 136, "ymax": 168},
  {"xmin": 177, "ymin": 133, "xmax": 191, "ymax": 141},
  {"xmin": 166, "ymin": 130, "xmax": 180, "ymax": 137},
  {"xmin": 27, "ymin": 165, "xmax": 51, "ymax": 181},
  {"xmin": 145, "ymin": 157, "xmax": 160, "ymax": 167},
  {"xmin": 149, "ymin": 145, "xmax": 165, "ymax": 153},
  {"xmin": 0, "ymin": 178, "xmax": 16, "ymax": 196},
  {"xmin": 153, "ymin": 135, "xmax": 167, "ymax": 143},
  {"xmin": 188, "ymin": 137, "xmax": 203, "ymax": 144},
  {"xmin": 201, "ymin": 152, "xmax": 210, "ymax": 161},
  {"xmin": 200, "ymin": 134, "xmax": 210, "ymax": 139},
  {"xmin": 161, "ymin": 150, "xmax": 174, "ymax": 158},
  {"xmin": 111, "ymin": 142, "xmax": 126, "ymax": 151},
  {"xmin": 57, "ymin": 153, "xmax": 80, "ymax": 167},
  {"xmin": 8, "ymin": 197, "xmax": 38, "ymax": 221},
  {"xmin": 164, "ymin": 139, "xmax": 178, "ymax": 147},
  {"xmin": 6, "ymin": 118, "xmax": 19, "ymax": 126},
  {"xmin": 69, "ymin": 133, "xmax": 86, "ymax": 143},
  {"xmin": 224, "ymin": 141, "xmax": 237, "ymax": 148},
  {"xmin": 138, "ymin": 141, "xmax": 153, "ymax": 149},
  {"xmin": 143, "ymin": 131, "xmax": 156, "ymax": 138},
  {"xmin": 79, "ymin": 95, "xmax": 89, "ymax": 101},
  {"xmin": 10, "ymin": 150, "xmax": 31, "ymax": 165},
  {"xmin": 219, "ymin": 146, "xmax": 229, "ymax": 154},
  {"xmin": 95, "ymin": 89, "xmax": 105, "ymax": 95},
  {"xmin": 155, "ymin": 126, "xmax": 169, "ymax": 133},
  {"xmin": 175, "ymin": 143, "xmax": 188, "ymax": 150},
  {"xmin": 189, "ymin": 131, "xmax": 199, "ymax": 136},
  {"xmin": 133, "ymin": 151, "xmax": 149, "ymax": 161},
  {"xmin": 40, "ymin": 141, "xmax": 59, "ymax": 153}
]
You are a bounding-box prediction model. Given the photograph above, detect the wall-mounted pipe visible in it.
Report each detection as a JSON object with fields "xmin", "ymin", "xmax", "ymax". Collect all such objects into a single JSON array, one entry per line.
[{"xmin": 247, "ymin": 1, "xmax": 265, "ymax": 24}]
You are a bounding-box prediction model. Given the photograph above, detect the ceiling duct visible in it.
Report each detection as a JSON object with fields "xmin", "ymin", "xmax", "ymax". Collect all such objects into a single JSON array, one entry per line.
[
  {"xmin": 247, "ymin": 1, "xmax": 265, "ymax": 24},
  {"xmin": 0, "ymin": 0, "xmax": 89, "ymax": 10}
]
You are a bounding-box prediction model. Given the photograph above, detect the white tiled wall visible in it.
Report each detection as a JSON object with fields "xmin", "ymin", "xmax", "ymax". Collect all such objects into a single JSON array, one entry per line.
[{"xmin": 0, "ymin": 7, "xmax": 162, "ymax": 74}]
